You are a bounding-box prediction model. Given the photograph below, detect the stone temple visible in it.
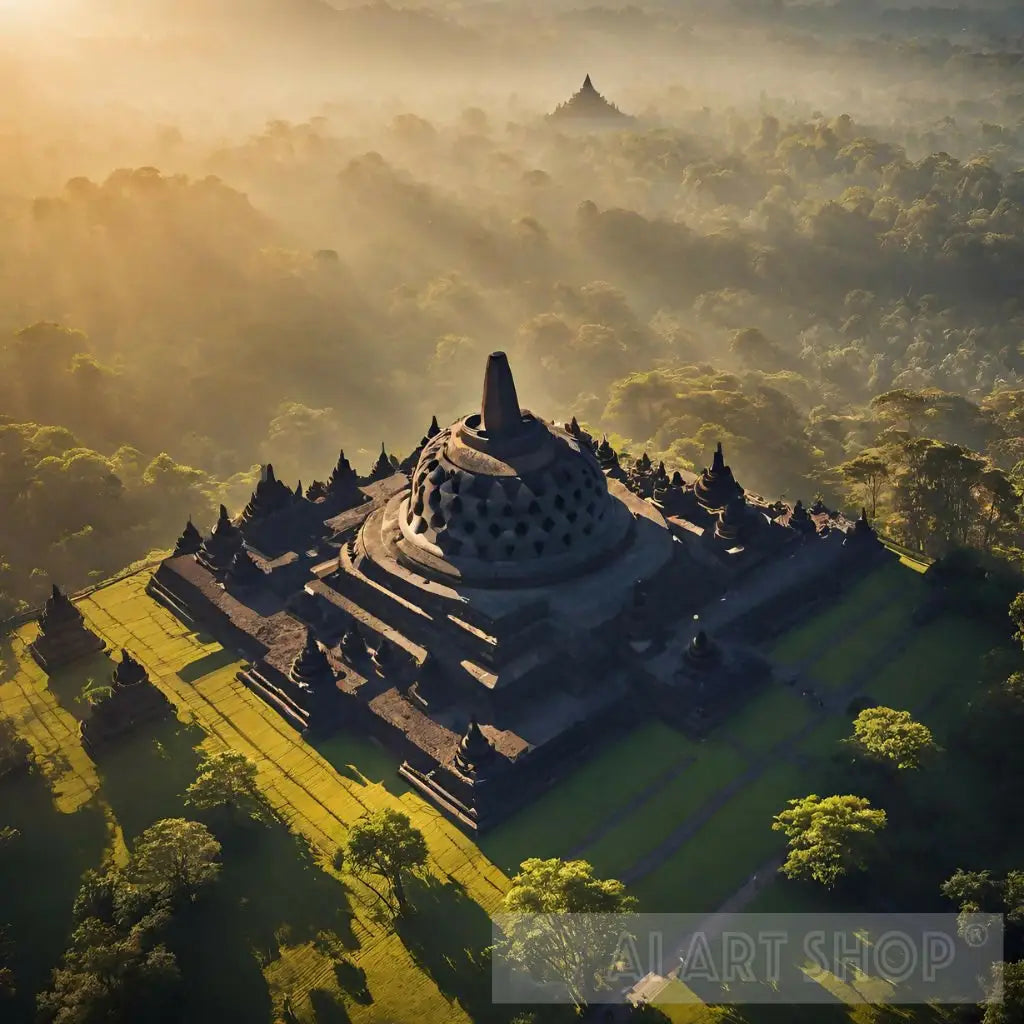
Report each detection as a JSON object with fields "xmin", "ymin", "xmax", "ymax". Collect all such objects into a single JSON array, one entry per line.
[
  {"xmin": 549, "ymin": 74, "xmax": 634, "ymax": 124},
  {"xmin": 148, "ymin": 352, "xmax": 890, "ymax": 832}
]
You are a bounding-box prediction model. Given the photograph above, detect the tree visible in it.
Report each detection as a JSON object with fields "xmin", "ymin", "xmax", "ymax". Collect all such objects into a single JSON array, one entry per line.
[
  {"xmin": 851, "ymin": 706, "xmax": 938, "ymax": 770},
  {"xmin": 772, "ymin": 794, "xmax": 887, "ymax": 887},
  {"xmin": 942, "ymin": 868, "xmax": 1024, "ymax": 926},
  {"xmin": 1012, "ymin": 592, "xmax": 1024, "ymax": 649},
  {"xmin": 79, "ymin": 678, "xmax": 114, "ymax": 708},
  {"xmin": 870, "ymin": 389, "xmax": 932, "ymax": 434},
  {"xmin": 975, "ymin": 468, "xmax": 1020, "ymax": 552},
  {"xmin": 184, "ymin": 750, "xmax": 269, "ymax": 824},
  {"xmin": 838, "ymin": 451, "xmax": 890, "ymax": 519},
  {"xmin": 961, "ymin": 672, "xmax": 1024, "ymax": 786},
  {"xmin": 729, "ymin": 327, "xmax": 788, "ymax": 371},
  {"xmin": 983, "ymin": 960, "xmax": 1024, "ymax": 1024},
  {"xmin": 889, "ymin": 439, "xmax": 986, "ymax": 553},
  {"xmin": 0, "ymin": 716, "xmax": 30, "ymax": 778},
  {"xmin": 129, "ymin": 819, "xmax": 220, "ymax": 901},
  {"xmin": 37, "ymin": 868, "xmax": 180, "ymax": 1024},
  {"xmin": 498, "ymin": 858, "xmax": 637, "ymax": 1008},
  {"xmin": 341, "ymin": 809, "xmax": 427, "ymax": 916}
]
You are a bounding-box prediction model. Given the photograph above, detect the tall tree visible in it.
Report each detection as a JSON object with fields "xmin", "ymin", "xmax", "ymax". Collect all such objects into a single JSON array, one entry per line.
[
  {"xmin": 975, "ymin": 468, "xmax": 1020, "ymax": 552},
  {"xmin": 870, "ymin": 389, "xmax": 932, "ymax": 434},
  {"xmin": 498, "ymin": 858, "xmax": 636, "ymax": 1008},
  {"xmin": 1011, "ymin": 593, "xmax": 1024, "ymax": 649},
  {"xmin": 838, "ymin": 451, "xmax": 890, "ymax": 519},
  {"xmin": 772, "ymin": 794, "xmax": 887, "ymax": 887},
  {"xmin": 129, "ymin": 819, "xmax": 221, "ymax": 901},
  {"xmin": 184, "ymin": 750, "xmax": 269, "ymax": 824},
  {"xmin": 890, "ymin": 439, "xmax": 986, "ymax": 553},
  {"xmin": 942, "ymin": 867, "xmax": 1024, "ymax": 926},
  {"xmin": 851, "ymin": 706, "xmax": 938, "ymax": 770},
  {"xmin": 37, "ymin": 868, "xmax": 180, "ymax": 1024},
  {"xmin": 983, "ymin": 961, "xmax": 1024, "ymax": 1024},
  {"xmin": 340, "ymin": 809, "xmax": 427, "ymax": 916}
]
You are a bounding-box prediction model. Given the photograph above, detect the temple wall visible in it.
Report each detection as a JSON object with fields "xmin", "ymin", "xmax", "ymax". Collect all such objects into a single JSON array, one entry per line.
[
  {"xmin": 718, "ymin": 540, "xmax": 893, "ymax": 645},
  {"xmin": 151, "ymin": 561, "xmax": 268, "ymax": 663}
]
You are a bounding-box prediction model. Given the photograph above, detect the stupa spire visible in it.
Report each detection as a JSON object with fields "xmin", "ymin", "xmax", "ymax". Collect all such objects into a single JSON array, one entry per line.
[
  {"xmin": 455, "ymin": 715, "xmax": 495, "ymax": 775},
  {"xmin": 480, "ymin": 351, "xmax": 522, "ymax": 435},
  {"xmin": 583, "ymin": 74, "xmax": 594, "ymax": 90},
  {"xmin": 366, "ymin": 443, "xmax": 396, "ymax": 482},
  {"xmin": 173, "ymin": 517, "xmax": 203, "ymax": 556}
]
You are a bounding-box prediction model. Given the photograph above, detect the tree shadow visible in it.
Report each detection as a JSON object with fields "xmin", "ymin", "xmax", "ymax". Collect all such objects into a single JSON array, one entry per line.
[
  {"xmin": 311, "ymin": 932, "xmax": 371, "ymax": 1005},
  {"xmin": 167, "ymin": 818, "xmax": 360, "ymax": 1024},
  {"xmin": 221, "ymin": 821, "xmax": 359, "ymax": 956},
  {"xmin": 0, "ymin": 633, "xmax": 21, "ymax": 682},
  {"xmin": 724, "ymin": 1004, "xmax": 854, "ymax": 1024},
  {"xmin": 177, "ymin": 648, "xmax": 239, "ymax": 683},
  {"xmin": 395, "ymin": 873, "xmax": 517, "ymax": 1024},
  {"xmin": 334, "ymin": 960, "xmax": 371, "ymax": 1005},
  {"xmin": 310, "ymin": 731, "xmax": 412, "ymax": 799},
  {"xmin": 0, "ymin": 770, "xmax": 108, "ymax": 1023},
  {"xmin": 93, "ymin": 716, "xmax": 206, "ymax": 842},
  {"xmin": 47, "ymin": 651, "xmax": 116, "ymax": 721},
  {"xmin": 308, "ymin": 987, "xmax": 353, "ymax": 1023}
]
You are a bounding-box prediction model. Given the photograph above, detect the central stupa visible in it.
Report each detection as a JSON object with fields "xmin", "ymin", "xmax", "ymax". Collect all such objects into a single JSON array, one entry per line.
[
  {"xmin": 148, "ymin": 344, "xmax": 889, "ymax": 832},
  {"xmin": 394, "ymin": 352, "xmax": 632, "ymax": 585}
]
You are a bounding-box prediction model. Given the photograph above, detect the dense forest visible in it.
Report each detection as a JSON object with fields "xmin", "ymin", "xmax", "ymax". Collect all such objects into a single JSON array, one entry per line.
[{"xmin": 1, "ymin": 0, "xmax": 1023, "ymax": 615}]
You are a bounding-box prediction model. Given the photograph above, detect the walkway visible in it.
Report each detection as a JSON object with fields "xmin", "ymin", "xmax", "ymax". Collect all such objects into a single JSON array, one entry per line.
[{"xmin": 615, "ymin": 579, "xmax": 923, "ymax": 890}]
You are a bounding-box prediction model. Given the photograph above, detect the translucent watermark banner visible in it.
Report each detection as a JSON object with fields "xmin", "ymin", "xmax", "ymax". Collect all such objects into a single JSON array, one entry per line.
[{"xmin": 491, "ymin": 912, "xmax": 1004, "ymax": 1006}]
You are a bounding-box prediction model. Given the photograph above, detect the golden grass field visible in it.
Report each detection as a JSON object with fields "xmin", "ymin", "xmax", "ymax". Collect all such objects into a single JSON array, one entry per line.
[
  {"xmin": 1, "ymin": 571, "xmax": 507, "ymax": 1023},
  {"xmin": 0, "ymin": 560, "xmax": 1005, "ymax": 1024}
]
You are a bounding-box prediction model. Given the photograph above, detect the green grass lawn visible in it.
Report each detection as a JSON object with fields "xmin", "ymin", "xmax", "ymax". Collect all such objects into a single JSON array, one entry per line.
[
  {"xmin": 865, "ymin": 614, "xmax": 1003, "ymax": 716},
  {"xmin": 769, "ymin": 563, "xmax": 923, "ymax": 666},
  {"xmin": 580, "ymin": 740, "xmax": 748, "ymax": 879},
  {"xmin": 805, "ymin": 598, "xmax": 922, "ymax": 692},
  {"xmin": 631, "ymin": 760, "xmax": 805, "ymax": 913},
  {"xmin": 719, "ymin": 684, "xmax": 817, "ymax": 754},
  {"xmin": 0, "ymin": 771, "xmax": 110, "ymax": 1022},
  {"xmin": 479, "ymin": 719, "xmax": 694, "ymax": 874},
  {"xmin": 795, "ymin": 712, "xmax": 852, "ymax": 759}
]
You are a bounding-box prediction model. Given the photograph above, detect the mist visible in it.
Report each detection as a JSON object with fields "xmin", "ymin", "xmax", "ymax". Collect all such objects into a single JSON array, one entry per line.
[{"xmin": 1, "ymin": 0, "xmax": 1022, "ymax": 611}]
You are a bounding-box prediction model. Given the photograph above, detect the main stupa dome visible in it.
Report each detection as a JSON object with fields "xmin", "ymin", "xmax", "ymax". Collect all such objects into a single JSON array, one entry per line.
[{"xmin": 393, "ymin": 352, "xmax": 632, "ymax": 585}]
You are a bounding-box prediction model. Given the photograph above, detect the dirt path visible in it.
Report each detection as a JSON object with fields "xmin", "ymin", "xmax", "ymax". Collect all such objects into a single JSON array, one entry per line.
[
  {"xmin": 618, "ymin": 588, "xmax": 923, "ymax": 890},
  {"xmin": 566, "ymin": 755, "xmax": 697, "ymax": 859}
]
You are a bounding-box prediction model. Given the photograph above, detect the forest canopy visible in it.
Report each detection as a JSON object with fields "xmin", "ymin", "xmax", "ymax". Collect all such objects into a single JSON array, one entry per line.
[{"xmin": 0, "ymin": 0, "xmax": 1023, "ymax": 613}]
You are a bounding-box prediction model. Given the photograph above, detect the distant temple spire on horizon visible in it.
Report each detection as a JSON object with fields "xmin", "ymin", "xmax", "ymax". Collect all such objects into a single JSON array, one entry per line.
[{"xmin": 549, "ymin": 73, "xmax": 632, "ymax": 123}]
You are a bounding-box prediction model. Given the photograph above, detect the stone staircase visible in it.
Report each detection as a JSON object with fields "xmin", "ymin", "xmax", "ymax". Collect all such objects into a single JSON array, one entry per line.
[
  {"xmin": 399, "ymin": 762, "xmax": 481, "ymax": 832},
  {"xmin": 235, "ymin": 664, "xmax": 310, "ymax": 732},
  {"xmin": 145, "ymin": 573, "xmax": 198, "ymax": 629}
]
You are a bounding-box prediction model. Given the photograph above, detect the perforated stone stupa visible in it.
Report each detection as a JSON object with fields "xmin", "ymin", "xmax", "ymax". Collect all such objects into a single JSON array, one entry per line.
[
  {"xmin": 396, "ymin": 351, "xmax": 633, "ymax": 585},
  {"xmin": 149, "ymin": 349, "xmax": 892, "ymax": 832}
]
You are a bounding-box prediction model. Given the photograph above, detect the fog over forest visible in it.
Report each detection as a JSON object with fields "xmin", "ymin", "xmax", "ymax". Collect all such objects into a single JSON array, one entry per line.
[{"xmin": 1, "ymin": 0, "xmax": 1023, "ymax": 613}]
